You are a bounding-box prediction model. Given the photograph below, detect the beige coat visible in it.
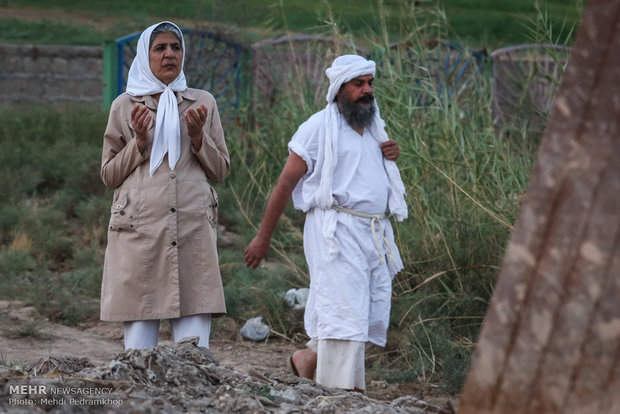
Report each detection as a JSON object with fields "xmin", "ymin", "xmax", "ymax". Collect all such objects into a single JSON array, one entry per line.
[{"xmin": 100, "ymin": 88, "xmax": 230, "ymax": 321}]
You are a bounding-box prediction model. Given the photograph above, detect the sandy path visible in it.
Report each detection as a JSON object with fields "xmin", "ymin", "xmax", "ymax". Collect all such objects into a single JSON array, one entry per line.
[{"xmin": 0, "ymin": 301, "xmax": 295, "ymax": 373}]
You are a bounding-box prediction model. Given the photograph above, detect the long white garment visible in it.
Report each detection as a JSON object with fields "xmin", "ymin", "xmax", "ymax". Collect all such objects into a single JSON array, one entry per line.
[
  {"xmin": 124, "ymin": 314, "xmax": 212, "ymax": 349},
  {"xmin": 289, "ymin": 111, "xmax": 404, "ymax": 275},
  {"xmin": 308, "ymin": 55, "xmax": 407, "ymax": 267},
  {"xmin": 125, "ymin": 21, "xmax": 188, "ymax": 176},
  {"xmin": 124, "ymin": 319, "xmax": 160, "ymax": 349},
  {"xmin": 289, "ymin": 115, "xmax": 402, "ymax": 345},
  {"xmin": 302, "ymin": 208, "xmax": 394, "ymax": 345},
  {"xmin": 308, "ymin": 339, "xmax": 366, "ymax": 390}
]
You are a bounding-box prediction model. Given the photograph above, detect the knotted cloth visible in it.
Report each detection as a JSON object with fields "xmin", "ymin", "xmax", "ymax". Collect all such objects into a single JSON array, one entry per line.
[
  {"xmin": 316, "ymin": 55, "xmax": 408, "ymax": 269},
  {"xmin": 126, "ymin": 21, "xmax": 188, "ymax": 176}
]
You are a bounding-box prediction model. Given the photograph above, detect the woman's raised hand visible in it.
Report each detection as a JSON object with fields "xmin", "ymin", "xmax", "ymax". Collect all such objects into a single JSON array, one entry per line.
[
  {"xmin": 131, "ymin": 103, "xmax": 152, "ymax": 154},
  {"xmin": 184, "ymin": 104, "xmax": 208, "ymax": 151}
]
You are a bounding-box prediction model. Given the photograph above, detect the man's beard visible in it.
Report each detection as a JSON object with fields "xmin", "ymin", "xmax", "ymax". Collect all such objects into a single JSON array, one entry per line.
[{"xmin": 338, "ymin": 94, "xmax": 376, "ymax": 130}]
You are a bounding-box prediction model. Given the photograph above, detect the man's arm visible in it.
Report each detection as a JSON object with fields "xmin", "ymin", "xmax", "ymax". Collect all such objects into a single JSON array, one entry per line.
[{"xmin": 244, "ymin": 151, "xmax": 308, "ymax": 269}]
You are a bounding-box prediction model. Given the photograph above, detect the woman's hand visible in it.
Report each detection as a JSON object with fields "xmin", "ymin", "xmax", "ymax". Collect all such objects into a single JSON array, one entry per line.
[
  {"xmin": 131, "ymin": 103, "xmax": 152, "ymax": 154},
  {"xmin": 380, "ymin": 140, "xmax": 400, "ymax": 161},
  {"xmin": 184, "ymin": 104, "xmax": 208, "ymax": 151}
]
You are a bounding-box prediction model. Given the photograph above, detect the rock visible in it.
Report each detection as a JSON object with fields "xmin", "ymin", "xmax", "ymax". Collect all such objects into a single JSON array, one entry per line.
[{"xmin": 370, "ymin": 379, "xmax": 389, "ymax": 389}]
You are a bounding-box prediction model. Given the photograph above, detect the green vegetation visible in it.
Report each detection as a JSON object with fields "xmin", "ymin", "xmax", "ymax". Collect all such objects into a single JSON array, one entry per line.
[
  {"xmin": 0, "ymin": 0, "xmax": 583, "ymax": 48},
  {"xmin": 6, "ymin": 320, "xmax": 54, "ymax": 340},
  {"xmin": 0, "ymin": 18, "xmax": 106, "ymax": 46},
  {"xmin": 0, "ymin": 107, "xmax": 109, "ymax": 325},
  {"xmin": 440, "ymin": 0, "xmax": 582, "ymax": 46},
  {"xmin": 0, "ymin": 0, "xmax": 580, "ymax": 396}
]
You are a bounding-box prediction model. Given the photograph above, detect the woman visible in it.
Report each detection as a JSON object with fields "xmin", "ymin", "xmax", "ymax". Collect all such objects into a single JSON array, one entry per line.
[{"xmin": 100, "ymin": 21, "xmax": 230, "ymax": 350}]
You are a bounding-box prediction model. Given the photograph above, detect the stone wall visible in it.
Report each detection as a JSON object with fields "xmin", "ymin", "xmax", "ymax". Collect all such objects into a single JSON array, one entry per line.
[{"xmin": 0, "ymin": 44, "xmax": 103, "ymax": 109}]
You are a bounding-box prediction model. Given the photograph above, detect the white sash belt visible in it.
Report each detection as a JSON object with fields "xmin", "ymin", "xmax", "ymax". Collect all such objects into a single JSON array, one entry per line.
[{"xmin": 331, "ymin": 205, "xmax": 395, "ymax": 265}]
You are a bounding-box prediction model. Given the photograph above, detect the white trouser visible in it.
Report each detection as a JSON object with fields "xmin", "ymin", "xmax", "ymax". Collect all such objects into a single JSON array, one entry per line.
[
  {"xmin": 124, "ymin": 314, "xmax": 212, "ymax": 350},
  {"xmin": 308, "ymin": 338, "xmax": 366, "ymax": 390}
]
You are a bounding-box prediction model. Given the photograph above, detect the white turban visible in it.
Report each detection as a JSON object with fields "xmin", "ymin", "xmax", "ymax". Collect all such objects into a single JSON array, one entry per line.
[
  {"xmin": 325, "ymin": 54, "xmax": 376, "ymax": 103},
  {"xmin": 315, "ymin": 54, "xmax": 408, "ymax": 266},
  {"xmin": 126, "ymin": 21, "xmax": 187, "ymax": 176}
]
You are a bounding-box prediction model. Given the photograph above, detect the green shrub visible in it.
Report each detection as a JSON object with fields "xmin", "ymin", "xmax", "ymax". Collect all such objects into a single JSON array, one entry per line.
[{"xmin": 222, "ymin": 266, "xmax": 305, "ymax": 339}]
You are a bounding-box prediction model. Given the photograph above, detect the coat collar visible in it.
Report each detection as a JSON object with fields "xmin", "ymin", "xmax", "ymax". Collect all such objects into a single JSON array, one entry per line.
[{"xmin": 128, "ymin": 89, "xmax": 199, "ymax": 110}]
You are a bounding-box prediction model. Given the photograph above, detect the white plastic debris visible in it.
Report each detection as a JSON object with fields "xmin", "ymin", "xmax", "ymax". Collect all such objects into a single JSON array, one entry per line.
[
  {"xmin": 284, "ymin": 288, "xmax": 309, "ymax": 310},
  {"xmin": 269, "ymin": 387, "xmax": 298, "ymax": 401},
  {"xmin": 239, "ymin": 316, "xmax": 270, "ymax": 341}
]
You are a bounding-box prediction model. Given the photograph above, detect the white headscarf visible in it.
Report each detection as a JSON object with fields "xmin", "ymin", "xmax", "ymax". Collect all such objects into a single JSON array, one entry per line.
[{"xmin": 126, "ymin": 21, "xmax": 187, "ymax": 176}]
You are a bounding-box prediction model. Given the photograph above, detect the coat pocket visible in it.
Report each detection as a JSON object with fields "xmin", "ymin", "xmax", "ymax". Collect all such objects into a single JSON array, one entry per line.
[
  {"xmin": 109, "ymin": 195, "xmax": 138, "ymax": 232},
  {"xmin": 206, "ymin": 186, "xmax": 218, "ymax": 228}
]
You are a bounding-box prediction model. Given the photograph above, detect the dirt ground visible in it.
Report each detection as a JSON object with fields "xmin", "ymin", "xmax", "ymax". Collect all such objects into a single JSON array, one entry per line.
[{"xmin": 0, "ymin": 300, "xmax": 457, "ymax": 413}]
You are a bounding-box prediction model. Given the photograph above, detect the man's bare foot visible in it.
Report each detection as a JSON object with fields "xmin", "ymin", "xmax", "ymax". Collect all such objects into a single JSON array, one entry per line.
[{"xmin": 291, "ymin": 348, "xmax": 317, "ymax": 379}]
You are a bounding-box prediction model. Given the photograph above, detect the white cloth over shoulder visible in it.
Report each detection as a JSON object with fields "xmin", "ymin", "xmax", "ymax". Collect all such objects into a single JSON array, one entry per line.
[
  {"xmin": 290, "ymin": 54, "xmax": 408, "ymax": 265},
  {"xmin": 126, "ymin": 21, "xmax": 187, "ymax": 176},
  {"xmin": 289, "ymin": 112, "xmax": 404, "ymax": 277}
]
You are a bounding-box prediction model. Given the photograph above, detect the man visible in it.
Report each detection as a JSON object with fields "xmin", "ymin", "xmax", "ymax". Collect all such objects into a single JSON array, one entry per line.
[{"xmin": 244, "ymin": 54, "xmax": 407, "ymax": 392}]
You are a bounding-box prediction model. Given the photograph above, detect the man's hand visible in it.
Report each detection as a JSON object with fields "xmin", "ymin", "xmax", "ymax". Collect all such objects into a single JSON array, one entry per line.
[
  {"xmin": 184, "ymin": 104, "xmax": 208, "ymax": 151},
  {"xmin": 131, "ymin": 103, "xmax": 152, "ymax": 154},
  {"xmin": 244, "ymin": 235, "xmax": 271, "ymax": 269},
  {"xmin": 243, "ymin": 152, "xmax": 308, "ymax": 270},
  {"xmin": 380, "ymin": 140, "xmax": 399, "ymax": 161}
]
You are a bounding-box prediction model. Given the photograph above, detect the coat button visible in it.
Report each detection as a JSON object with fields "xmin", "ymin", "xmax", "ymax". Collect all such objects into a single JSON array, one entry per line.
[
  {"xmin": 171, "ymin": 207, "xmax": 176, "ymax": 213},
  {"xmin": 169, "ymin": 173, "xmax": 176, "ymax": 179},
  {"xmin": 171, "ymin": 241, "xmax": 177, "ymax": 246}
]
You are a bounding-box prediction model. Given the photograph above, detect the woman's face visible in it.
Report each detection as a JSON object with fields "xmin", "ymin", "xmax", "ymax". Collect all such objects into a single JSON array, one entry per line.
[{"xmin": 149, "ymin": 31, "xmax": 183, "ymax": 85}]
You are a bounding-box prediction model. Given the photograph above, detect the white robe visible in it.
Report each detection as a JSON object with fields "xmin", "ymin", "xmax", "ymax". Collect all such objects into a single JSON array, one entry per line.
[{"xmin": 288, "ymin": 109, "xmax": 404, "ymax": 346}]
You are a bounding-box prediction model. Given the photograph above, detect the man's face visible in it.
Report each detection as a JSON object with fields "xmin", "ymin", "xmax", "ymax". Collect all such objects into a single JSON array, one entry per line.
[
  {"xmin": 149, "ymin": 31, "xmax": 183, "ymax": 85},
  {"xmin": 338, "ymin": 74, "xmax": 374, "ymax": 106},
  {"xmin": 337, "ymin": 74, "xmax": 375, "ymax": 129}
]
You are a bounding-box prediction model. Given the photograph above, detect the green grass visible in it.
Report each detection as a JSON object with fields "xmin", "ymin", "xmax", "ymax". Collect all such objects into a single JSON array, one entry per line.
[
  {"xmin": 0, "ymin": 106, "xmax": 109, "ymax": 325},
  {"xmin": 0, "ymin": 0, "xmax": 583, "ymax": 48},
  {"xmin": 440, "ymin": 0, "xmax": 583, "ymax": 45},
  {"xmin": 0, "ymin": 17, "xmax": 106, "ymax": 45},
  {"xmin": 5, "ymin": 321, "xmax": 54, "ymax": 340},
  {"xmin": 0, "ymin": 350, "xmax": 17, "ymax": 367}
]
